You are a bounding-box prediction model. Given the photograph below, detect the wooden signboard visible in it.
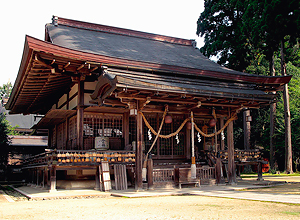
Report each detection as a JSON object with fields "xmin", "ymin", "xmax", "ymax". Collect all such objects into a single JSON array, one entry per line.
[{"xmin": 95, "ymin": 137, "xmax": 109, "ymax": 150}]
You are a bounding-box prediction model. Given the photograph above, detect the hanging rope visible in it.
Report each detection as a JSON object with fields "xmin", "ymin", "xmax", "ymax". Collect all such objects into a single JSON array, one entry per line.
[
  {"xmin": 193, "ymin": 112, "xmax": 238, "ymax": 138},
  {"xmin": 140, "ymin": 111, "xmax": 190, "ymax": 139},
  {"xmin": 140, "ymin": 109, "xmax": 238, "ymax": 139},
  {"xmin": 145, "ymin": 106, "xmax": 167, "ymax": 157}
]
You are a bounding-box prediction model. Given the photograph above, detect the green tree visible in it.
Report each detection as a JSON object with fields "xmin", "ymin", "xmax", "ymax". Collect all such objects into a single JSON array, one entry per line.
[
  {"xmin": 196, "ymin": 0, "xmax": 254, "ymax": 71},
  {"xmin": 197, "ymin": 0, "xmax": 300, "ymax": 172},
  {"xmin": 0, "ymin": 113, "xmax": 10, "ymax": 178},
  {"xmin": 0, "ymin": 82, "xmax": 12, "ymax": 100}
]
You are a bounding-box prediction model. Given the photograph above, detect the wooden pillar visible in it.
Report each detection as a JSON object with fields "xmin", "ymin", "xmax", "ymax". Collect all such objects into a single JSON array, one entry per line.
[
  {"xmin": 77, "ymin": 79, "xmax": 84, "ymax": 150},
  {"xmin": 215, "ymin": 157, "xmax": 222, "ymax": 184},
  {"xmin": 220, "ymin": 117, "xmax": 225, "ymax": 150},
  {"xmin": 214, "ymin": 123, "xmax": 218, "ymax": 152},
  {"xmin": 123, "ymin": 112, "xmax": 130, "ymax": 147},
  {"xmin": 135, "ymin": 100, "xmax": 143, "ymax": 190},
  {"xmin": 185, "ymin": 116, "xmax": 191, "ymax": 159},
  {"xmin": 191, "ymin": 112, "xmax": 196, "ymax": 179},
  {"xmin": 243, "ymin": 109, "xmax": 251, "ymax": 150},
  {"xmin": 227, "ymin": 120, "xmax": 236, "ymax": 184},
  {"xmin": 147, "ymin": 158, "xmax": 153, "ymax": 189},
  {"xmin": 44, "ymin": 167, "xmax": 49, "ymax": 188},
  {"xmin": 49, "ymin": 165, "xmax": 57, "ymax": 192},
  {"xmin": 95, "ymin": 166, "xmax": 100, "ymax": 190},
  {"xmin": 257, "ymin": 162, "xmax": 264, "ymax": 181},
  {"xmin": 36, "ymin": 169, "xmax": 39, "ymax": 187}
]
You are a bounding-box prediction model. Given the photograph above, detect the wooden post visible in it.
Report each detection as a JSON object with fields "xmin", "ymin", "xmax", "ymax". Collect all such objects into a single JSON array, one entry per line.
[
  {"xmin": 135, "ymin": 100, "xmax": 143, "ymax": 190},
  {"xmin": 220, "ymin": 117, "xmax": 225, "ymax": 151},
  {"xmin": 44, "ymin": 167, "xmax": 49, "ymax": 188},
  {"xmin": 214, "ymin": 123, "xmax": 218, "ymax": 152},
  {"xmin": 77, "ymin": 79, "xmax": 84, "ymax": 150},
  {"xmin": 36, "ymin": 169, "xmax": 39, "ymax": 187},
  {"xmin": 257, "ymin": 162, "xmax": 264, "ymax": 181},
  {"xmin": 243, "ymin": 109, "xmax": 251, "ymax": 150},
  {"xmin": 185, "ymin": 114, "xmax": 191, "ymax": 159},
  {"xmin": 227, "ymin": 119, "xmax": 236, "ymax": 184},
  {"xmin": 147, "ymin": 158, "xmax": 153, "ymax": 189},
  {"xmin": 49, "ymin": 165, "xmax": 57, "ymax": 192},
  {"xmin": 191, "ymin": 112, "xmax": 196, "ymax": 179},
  {"xmin": 95, "ymin": 166, "xmax": 100, "ymax": 190},
  {"xmin": 215, "ymin": 157, "xmax": 222, "ymax": 184},
  {"xmin": 123, "ymin": 112, "xmax": 130, "ymax": 147}
]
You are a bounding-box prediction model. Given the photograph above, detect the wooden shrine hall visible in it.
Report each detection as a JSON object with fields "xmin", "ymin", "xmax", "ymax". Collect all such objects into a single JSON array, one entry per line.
[{"xmin": 6, "ymin": 16, "xmax": 291, "ymax": 191}]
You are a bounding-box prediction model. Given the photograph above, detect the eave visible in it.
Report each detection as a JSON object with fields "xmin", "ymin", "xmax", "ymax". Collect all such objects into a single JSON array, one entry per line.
[
  {"xmin": 18, "ymin": 36, "xmax": 293, "ymax": 85},
  {"xmin": 6, "ymin": 35, "xmax": 292, "ymax": 115}
]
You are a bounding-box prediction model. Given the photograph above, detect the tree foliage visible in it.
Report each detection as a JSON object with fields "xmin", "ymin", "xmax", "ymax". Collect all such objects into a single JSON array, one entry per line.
[
  {"xmin": 0, "ymin": 113, "xmax": 10, "ymax": 169},
  {"xmin": 197, "ymin": 0, "xmax": 300, "ymax": 71},
  {"xmin": 197, "ymin": 0, "xmax": 300, "ymax": 171},
  {"xmin": 0, "ymin": 82, "xmax": 12, "ymax": 100},
  {"xmin": 197, "ymin": 0, "xmax": 253, "ymax": 71}
]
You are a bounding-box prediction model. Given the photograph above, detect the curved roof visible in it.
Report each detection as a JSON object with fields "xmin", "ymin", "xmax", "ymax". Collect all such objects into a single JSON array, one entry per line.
[
  {"xmin": 6, "ymin": 17, "xmax": 291, "ymax": 115},
  {"xmin": 46, "ymin": 22, "xmax": 247, "ymax": 76}
]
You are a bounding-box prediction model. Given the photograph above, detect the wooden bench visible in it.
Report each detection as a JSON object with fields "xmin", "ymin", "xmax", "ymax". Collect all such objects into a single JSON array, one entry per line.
[{"xmin": 174, "ymin": 168, "xmax": 200, "ymax": 189}]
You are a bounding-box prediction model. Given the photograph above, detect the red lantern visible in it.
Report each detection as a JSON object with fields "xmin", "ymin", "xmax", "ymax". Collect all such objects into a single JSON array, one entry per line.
[
  {"xmin": 208, "ymin": 118, "xmax": 216, "ymax": 127},
  {"xmin": 186, "ymin": 122, "xmax": 192, "ymax": 130},
  {"xmin": 165, "ymin": 115, "xmax": 172, "ymax": 124}
]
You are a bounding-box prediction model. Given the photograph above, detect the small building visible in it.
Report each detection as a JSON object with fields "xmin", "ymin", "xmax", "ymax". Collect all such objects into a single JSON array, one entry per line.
[{"xmin": 6, "ymin": 16, "xmax": 291, "ymax": 191}]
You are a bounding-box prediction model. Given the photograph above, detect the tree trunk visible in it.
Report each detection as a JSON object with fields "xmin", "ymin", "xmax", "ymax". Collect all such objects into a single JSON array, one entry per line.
[
  {"xmin": 280, "ymin": 40, "xmax": 293, "ymax": 174},
  {"xmin": 269, "ymin": 53, "xmax": 276, "ymax": 170}
]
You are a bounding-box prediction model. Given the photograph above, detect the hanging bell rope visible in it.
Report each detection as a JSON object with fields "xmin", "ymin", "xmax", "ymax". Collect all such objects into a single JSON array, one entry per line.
[
  {"xmin": 139, "ymin": 109, "xmax": 238, "ymax": 139},
  {"xmin": 142, "ymin": 105, "xmax": 168, "ymax": 170},
  {"xmin": 193, "ymin": 112, "xmax": 238, "ymax": 138},
  {"xmin": 140, "ymin": 111, "xmax": 190, "ymax": 139}
]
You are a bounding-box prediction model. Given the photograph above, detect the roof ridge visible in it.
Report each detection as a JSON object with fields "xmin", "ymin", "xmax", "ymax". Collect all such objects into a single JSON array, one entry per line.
[{"xmin": 51, "ymin": 16, "xmax": 195, "ymax": 46}]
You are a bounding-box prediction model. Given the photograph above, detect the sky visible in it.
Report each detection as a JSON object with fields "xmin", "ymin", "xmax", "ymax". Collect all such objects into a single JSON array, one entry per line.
[{"xmin": 0, "ymin": 0, "xmax": 204, "ymax": 86}]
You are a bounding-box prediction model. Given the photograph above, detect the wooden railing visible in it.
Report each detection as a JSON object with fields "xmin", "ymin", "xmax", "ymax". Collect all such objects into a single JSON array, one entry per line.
[
  {"xmin": 153, "ymin": 168, "xmax": 174, "ymax": 182},
  {"xmin": 152, "ymin": 166, "xmax": 215, "ymax": 183},
  {"xmin": 197, "ymin": 166, "xmax": 215, "ymax": 179},
  {"xmin": 22, "ymin": 150, "xmax": 135, "ymax": 168}
]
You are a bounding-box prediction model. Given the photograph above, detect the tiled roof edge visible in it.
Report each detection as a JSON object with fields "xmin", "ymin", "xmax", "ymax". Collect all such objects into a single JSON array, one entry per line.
[{"xmin": 52, "ymin": 16, "xmax": 195, "ymax": 46}]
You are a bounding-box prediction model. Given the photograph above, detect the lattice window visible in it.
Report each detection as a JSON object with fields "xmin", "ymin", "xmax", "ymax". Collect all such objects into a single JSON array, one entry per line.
[
  {"xmin": 173, "ymin": 116, "xmax": 185, "ymax": 156},
  {"xmin": 69, "ymin": 116, "xmax": 77, "ymax": 140},
  {"xmin": 83, "ymin": 113, "xmax": 123, "ymax": 149},
  {"xmin": 160, "ymin": 120, "xmax": 172, "ymax": 156},
  {"xmin": 57, "ymin": 123, "xmax": 64, "ymax": 149},
  {"xmin": 51, "ymin": 127, "xmax": 56, "ymax": 148},
  {"xmin": 69, "ymin": 116, "xmax": 77, "ymax": 149},
  {"xmin": 143, "ymin": 114, "xmax": 185, "ymax": 157},
  {"xmin": 144, "ymin": 114, "xmax": 157, "ymax": 155}
]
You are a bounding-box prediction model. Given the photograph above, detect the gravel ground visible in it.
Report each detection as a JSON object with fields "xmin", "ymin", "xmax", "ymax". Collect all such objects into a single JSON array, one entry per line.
[
  {"xmin": 0, "ymin": 190, "xmax": 299, "ymax": 219},
  {"xmin": 1, "ymin": 178, "xmax": 299, "ymax": 220}
]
